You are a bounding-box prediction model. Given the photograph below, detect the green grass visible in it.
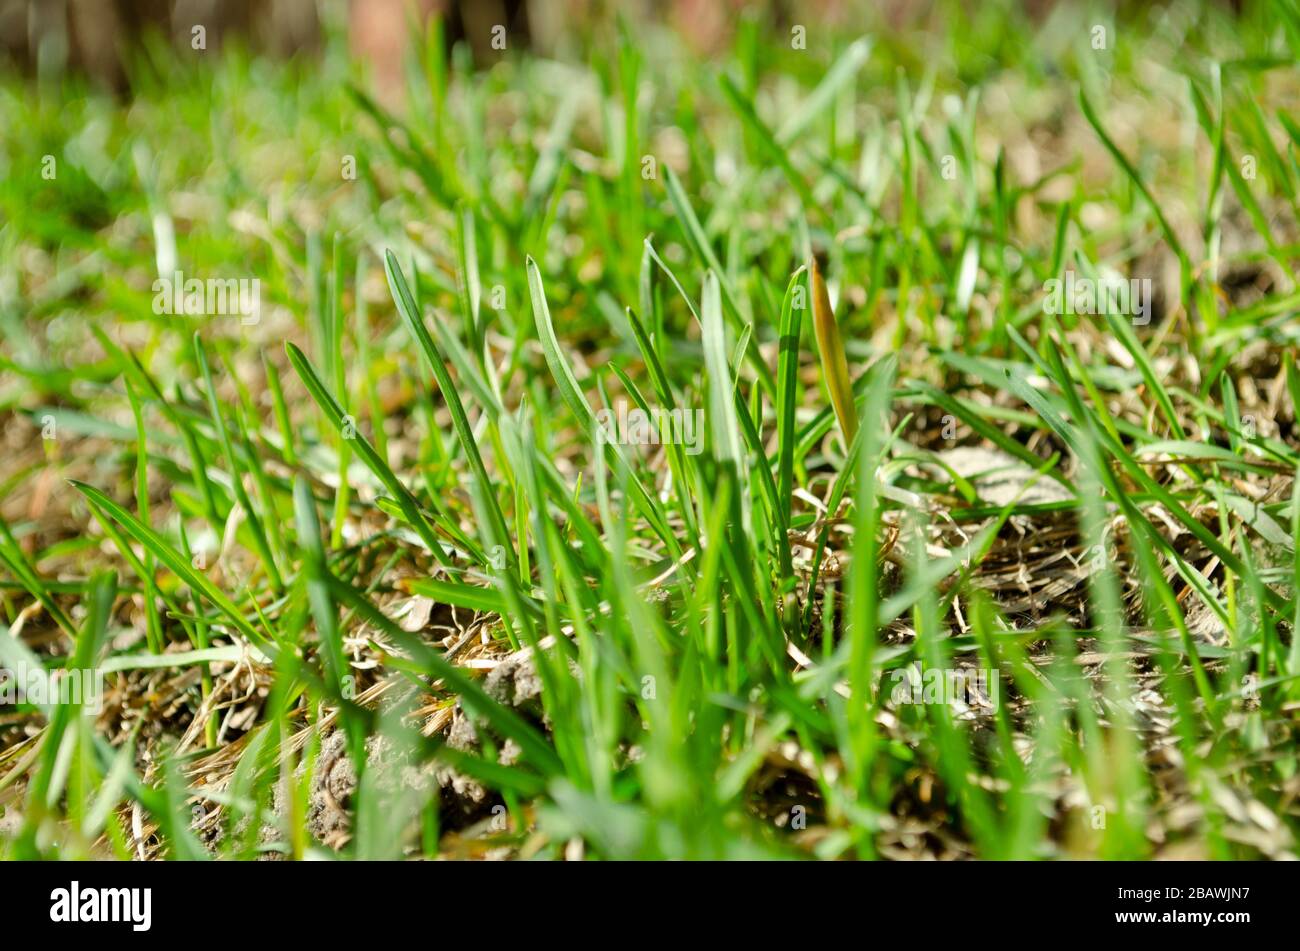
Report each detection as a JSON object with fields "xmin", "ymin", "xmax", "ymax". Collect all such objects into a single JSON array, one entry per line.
[{"xmin": 2, "ymin": 0, "xmax": 1300, "ymax": 860}]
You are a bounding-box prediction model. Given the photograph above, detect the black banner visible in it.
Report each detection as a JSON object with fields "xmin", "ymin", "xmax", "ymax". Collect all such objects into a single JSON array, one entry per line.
[{"xmin": 2, "ymin": 860, "xmax": 1276, "ymax": 939}]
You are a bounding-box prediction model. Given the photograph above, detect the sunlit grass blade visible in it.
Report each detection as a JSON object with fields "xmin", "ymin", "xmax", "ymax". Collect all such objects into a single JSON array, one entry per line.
[
  {"xmin": 384, "ymin": 249, "xmax": 514, "ymax": 573},
  {"xmin": 284, "ymin": 341, "xmax": 454, "ymax": 567},
  {"xmin": 69, "ymin": 481, "xmax": 279, "ymax": 659}
]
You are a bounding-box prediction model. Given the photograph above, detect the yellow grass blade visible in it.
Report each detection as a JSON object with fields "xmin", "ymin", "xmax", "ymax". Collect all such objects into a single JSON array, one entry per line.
[{"xmin": 810, "ymin": 256, "xmax": 858, "ymax": 447}]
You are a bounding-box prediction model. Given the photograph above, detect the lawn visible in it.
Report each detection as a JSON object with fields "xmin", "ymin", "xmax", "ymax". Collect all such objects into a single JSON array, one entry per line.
[{"xmin": 1, "ymin": 0, "xmax": 1299, "ymax": 860}]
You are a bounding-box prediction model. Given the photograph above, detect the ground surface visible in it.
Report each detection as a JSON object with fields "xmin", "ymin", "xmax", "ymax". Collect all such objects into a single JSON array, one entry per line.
[{"xmin": 2, "ymin": 1, "xmax": 1300, "ymax": 860}]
